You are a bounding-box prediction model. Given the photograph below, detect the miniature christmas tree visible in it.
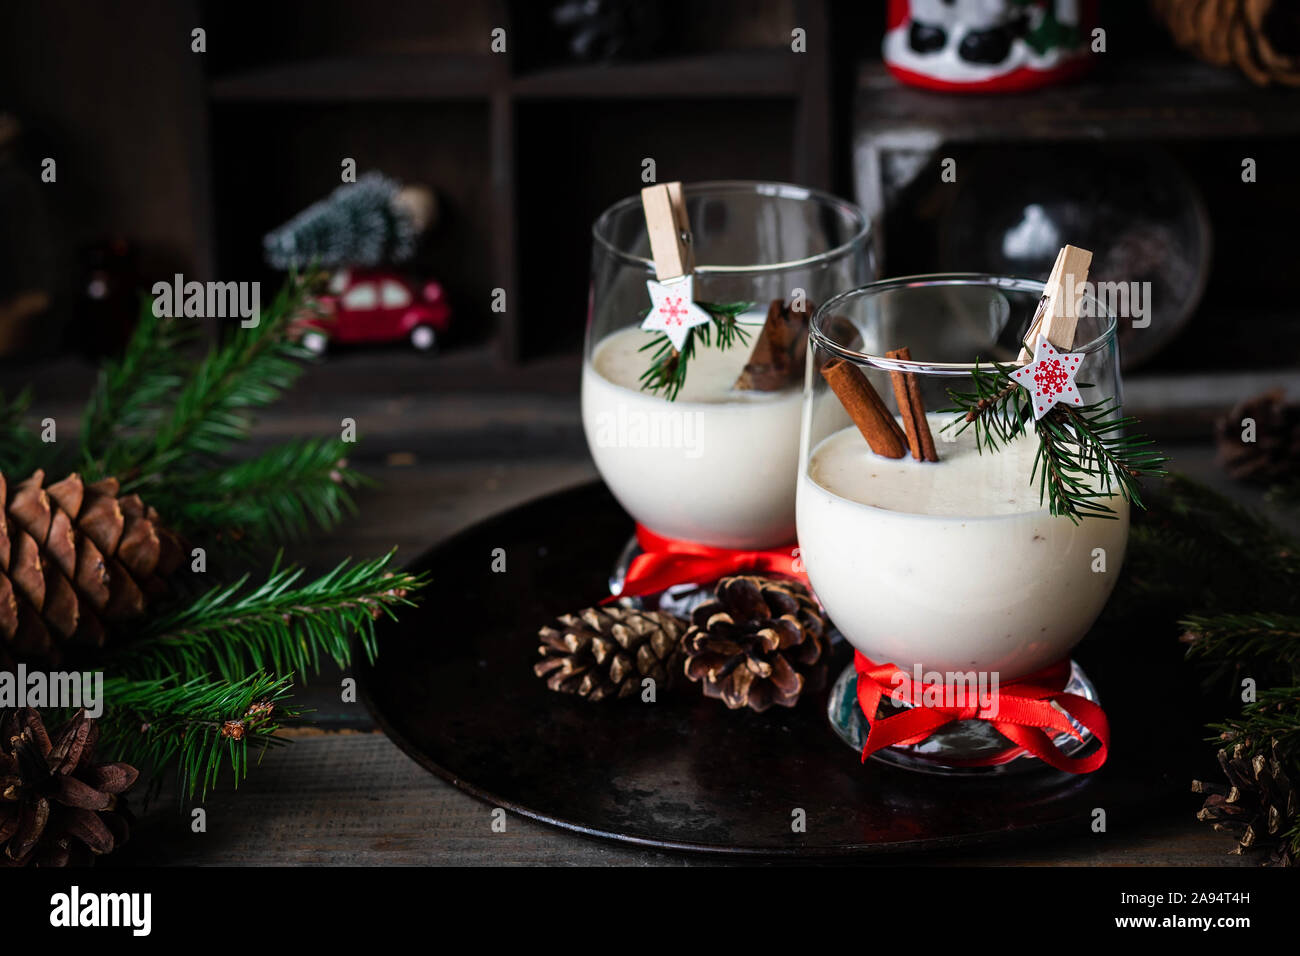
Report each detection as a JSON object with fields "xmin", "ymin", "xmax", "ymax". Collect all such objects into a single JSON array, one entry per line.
[{"xmin": 263, "ymin": 172, "xmax": 423, "ymax": 271}]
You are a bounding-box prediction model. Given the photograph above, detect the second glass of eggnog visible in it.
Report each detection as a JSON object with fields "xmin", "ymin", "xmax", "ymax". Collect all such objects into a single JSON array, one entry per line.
[
  {"xmin": 583, "ymin": 182, "xmax": 872, "ymax": 565},
  {"xmin": 796, "ymin": 276, "xmax": 1128, "ymax": 773}
]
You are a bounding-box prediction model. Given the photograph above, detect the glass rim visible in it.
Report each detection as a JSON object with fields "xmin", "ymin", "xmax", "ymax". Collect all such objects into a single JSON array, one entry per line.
[
  {"xmin": 591, "ymin": 180, "xmax": 871, "ymax": 275},
  {"xmin": 809, "ymin": 273, "xmax": 1119, "ymax": 375}
]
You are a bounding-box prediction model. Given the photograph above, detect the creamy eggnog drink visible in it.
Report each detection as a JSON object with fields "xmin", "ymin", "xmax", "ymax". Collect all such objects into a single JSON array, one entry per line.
[
  {"xmin": 583, "ymin": 323, "xmax": 803, "ymax": 549},
  {"xmin": 798, "ymin": 413, "xmax": 1128, "ymax": 678}
]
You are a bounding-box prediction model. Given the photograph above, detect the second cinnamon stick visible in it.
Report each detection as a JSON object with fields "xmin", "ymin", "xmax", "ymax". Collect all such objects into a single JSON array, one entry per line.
[
  {"xmin": 885, "ymin": 347, "xmax": 939, "ymax": 462},
  {"xmin": 820, "ymin": 357, "xmax": 907, "ymax": 459}
]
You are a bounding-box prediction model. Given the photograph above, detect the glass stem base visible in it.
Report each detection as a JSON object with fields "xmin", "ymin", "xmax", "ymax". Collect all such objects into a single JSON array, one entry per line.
[
  {"xmin": 607, "ymin": 532, "xmax": 715, "ymax": 618},
  {"xmin": 826, "ymin": 658, "xmax": 1101, "ymax": 776}
]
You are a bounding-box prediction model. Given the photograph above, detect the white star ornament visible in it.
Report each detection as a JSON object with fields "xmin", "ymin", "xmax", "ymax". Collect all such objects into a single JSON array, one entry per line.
[
  {"xmin": 1010, "ymin": 336, "xmax": 1085, "ymax": 421},
  {"xmin": 642, "ymin": 275, "xmax": 711, "ymax": 352}
]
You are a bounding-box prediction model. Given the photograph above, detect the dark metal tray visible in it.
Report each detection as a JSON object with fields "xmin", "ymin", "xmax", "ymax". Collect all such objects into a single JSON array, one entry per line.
[{"xmin": 358, "ymin": 481, "xmax": 1199, "ymax": 857}]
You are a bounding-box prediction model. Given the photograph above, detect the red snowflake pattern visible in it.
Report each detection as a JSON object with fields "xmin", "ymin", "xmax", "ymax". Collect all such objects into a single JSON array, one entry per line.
[
  {"xmin": 659, "ymin": 297, "xmax": 688, "ymax": 326},
  {"xmin": 1033, "ymin": 358, "xmax": 1070, "ymax": 398},
  {"xmin": 1010, "ymin": 336, "xmax": 1085, "ymax": 421}
]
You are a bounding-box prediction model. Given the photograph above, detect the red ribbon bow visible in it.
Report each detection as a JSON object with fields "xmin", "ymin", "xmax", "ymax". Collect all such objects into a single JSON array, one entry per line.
[
  {"xmin": 853, "ymin": 651, "xmax": 1110, "ymax": 774},
  {"xmin": 604, "ymin": 524, "xmax": 807, "ymax": 602}
]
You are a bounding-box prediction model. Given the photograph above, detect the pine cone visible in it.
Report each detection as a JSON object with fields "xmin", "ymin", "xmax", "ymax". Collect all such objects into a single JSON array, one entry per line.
[
  {"xmin": 1154, "ymin": 0, "xmax": 1300, "ymax": 86},
  {"xmin": 1193, "ymin": 738, "xmax": 1297, "ymax": 866},
  {"xmin": 1214, "ymin": 389, "xmax": 1300, "ymax": 484},
  {"xmin": 0, "ymin": 469, "xmax": 183, "ymax": 668},
  {"xmin": 535, "ymin": 606, "xmax": 686, "ymax": 701},
  {"xmin": 682, "ymin": 575, "xmax": 829, "ymax": 713},
  {"xmin": 0, "ymin": 708, "xmax": 138, "ymax": 867}
]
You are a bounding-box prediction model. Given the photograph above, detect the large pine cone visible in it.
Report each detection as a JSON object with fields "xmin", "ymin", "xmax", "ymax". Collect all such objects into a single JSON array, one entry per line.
[
  {"xmin": 1, "ymin": 708, "xmax": 138, "ymax": 866},
  {"xmin": 1215, "ymin": 389, "xmax": 1300, "ymax": 485},
  {"xmin": 682, "ymin": 575, "xmax": 829, "ymax": 713},
  {"xmin": 1193, "ymin": 738, "xmax": 1297, "ymax": 866},
  {"xmin": 535, "ymin": 606, "xmax": 686, "ymax": 702},
  {"xmin": 0, "ymin": 469, "xmax": 183, "ymax": 668}
]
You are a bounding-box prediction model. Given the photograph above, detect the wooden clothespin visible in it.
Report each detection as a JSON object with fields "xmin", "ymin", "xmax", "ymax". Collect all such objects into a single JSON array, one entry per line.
[
  {"xmin": 641, "ymin": 182, "xmax": 694, "ymax": 281},
  {"xmin": 1018, "ymin": 244, "xmax": 1093, "ymax": 360}
]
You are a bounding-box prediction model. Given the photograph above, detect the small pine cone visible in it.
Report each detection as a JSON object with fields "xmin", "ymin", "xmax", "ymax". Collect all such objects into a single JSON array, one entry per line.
[
  {"xmin": 1215, "ymin": 389, "xmax": 1300, "ymax": 485},
  {"xmin": 0, "ymin": 708, "xmax": 139, "ymax": 867},
  {"xmin": 1192, "ymin": 738, "xmax": 1297, "ymax": 867},
  {"xmin": 535, "ymin": 606, "xmax": 687, "ymax": 702},
  {"xmin": 682, "ymin": 575, "xmax": 829, "ymax": 713}
]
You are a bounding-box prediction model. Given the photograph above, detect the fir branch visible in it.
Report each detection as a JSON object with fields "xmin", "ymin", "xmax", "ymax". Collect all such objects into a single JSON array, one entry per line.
[
  {"xmin": 80, "ymin": 299, "xmax": 194, "ymax": 473},
  {"xmin": 106, "ymin": 277, "xmax": 317, "ymax": 491},
  {"xmin": 1209, "ymin": 686, "xmax": 1300, "ymax": 758},
  {"xmin": 116, "ymin": 552, "xmax": 426, "ymax": 683},
  {"xmin": 1181, "ymin": 612, "xmax": 1300, "ymax": 683},
  {"xmin": 1116, "ymin": 473, "xmax": 1300, "ymax": 618},
  {"xmin": 99, "ymin": 672, "xmax": 298, "ymax": 801},
  {"xmin": 637, "ymin": 300, "xmax": 754, "ymax": 401},
  {"xmin": 153, "ymin": 438, "xmax": 368, "ymax": 544},
  {"xmin": 943, "ymin": 360, "xmax": 1167, "ymax": 522},
  {"xmin": 0, "ymin": 387, "xmax": 51, "ymax": 475}
]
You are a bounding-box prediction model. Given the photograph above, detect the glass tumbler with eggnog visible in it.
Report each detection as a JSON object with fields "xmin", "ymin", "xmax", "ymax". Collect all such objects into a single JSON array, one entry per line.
[
  {"xmin": 583, "ymin": 182, "xmax": 871, "ymax": 592},
  {"xmin": 797, "ymin": 276, "xmax": 1128, "ymax": 773}
]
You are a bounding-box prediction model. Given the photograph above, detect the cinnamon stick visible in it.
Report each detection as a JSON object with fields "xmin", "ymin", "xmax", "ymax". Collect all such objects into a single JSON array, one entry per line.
[
  {"xmin": 885, "ymin": 347, "xmax": 939, "ymax": 462},
  {"xmin": 735, "ymin": 297, "xmax": 811, "ymax": 391},
  {"xmin": 820, "ymin": 357, "xmax": 907, "ymax": 459}
]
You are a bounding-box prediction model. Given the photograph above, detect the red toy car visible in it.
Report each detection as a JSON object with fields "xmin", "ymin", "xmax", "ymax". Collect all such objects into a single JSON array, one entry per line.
[{"xmin": 298, "ymin": 269, "xmax": 451, "ymax": 353}]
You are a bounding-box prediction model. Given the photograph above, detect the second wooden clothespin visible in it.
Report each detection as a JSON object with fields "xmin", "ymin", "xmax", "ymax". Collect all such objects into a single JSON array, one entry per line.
[
  {"xmin": 1018, "ymin": 244, "xmax": 1093, "ymax": 360},
  {"xmin": 641, "ymin": 182, "xmax": 694, "ymax": 281},
  {"xmin": 639, "ymin": 182, "xmax": 710, "ymax": 352}
]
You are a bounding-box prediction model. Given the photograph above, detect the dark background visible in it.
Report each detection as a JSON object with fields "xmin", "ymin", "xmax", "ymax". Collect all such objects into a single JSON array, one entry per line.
[{"xmin": 6, "ymin": 0, "xmax": 1288, "ymax": 380}]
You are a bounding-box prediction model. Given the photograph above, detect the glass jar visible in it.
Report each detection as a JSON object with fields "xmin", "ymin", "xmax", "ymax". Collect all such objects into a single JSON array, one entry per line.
[
  {"xmin": 798, "ymin": 275, "xmax": 1125, "ymax": 772},
  {"xmin": 583, "ymin": 181, "xmax": 872, "ymax": 554}
]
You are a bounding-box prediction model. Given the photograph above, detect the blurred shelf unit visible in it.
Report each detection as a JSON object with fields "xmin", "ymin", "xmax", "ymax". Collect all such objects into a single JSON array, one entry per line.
[
  {"xmin": 198, "ymin": 0, "xmax": 832, "ymax": 365},
  {"xmin": 853, "ymin": 56, "xmax": 1300, "ymax": 383},
  {"xmin": 854, "ymin": 59, "xmax": 1300, "ymax": 259}
]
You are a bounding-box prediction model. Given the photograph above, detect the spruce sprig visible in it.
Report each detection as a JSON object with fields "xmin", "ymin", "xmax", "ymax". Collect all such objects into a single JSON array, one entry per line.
[
  {"xmin": 943, "ymin": 360, "xmax": 1168, "ymax": 522},
  {"xmin": 1110, "ymin": 476, "xmax": 1300, "ymax": 862},
  {"xmin": 2, "ymin": 273, "xmax": 428, "ymax": 803},
  {"xmin": 80, "ymin": 300, "xmax": 194, "ymax": 466},
  {"xmin": 1209, "ymin": 688, "xmax": 1300, "ymax": 756},
  {"xmin": 0, "ymin": 386, "xmax": 49, "ymax": 476},
  {"xmin": 163, "ymin": 437, "xmax": 367, "ymax": 545},
  {"xmin": 117, "ymin": 552, "xmax": 426, "ymax": 683},
  {"xmin": 66, "ymin": 272, "xmax": 368, "ymax": 547},
  {"xmin": 1182, "ymin": 613, "xmax": 1300, "ymax": 680},
  {"xmin": 99, "ymin": 673, "xmax": 298, "ymax": 801},
  {"xmin": 109, "ymin": 278, "xmax": 313, "ymax": 490},
  {"xmin": 637, "ymin": 300, "xmax": 754, "ymax": 401}
]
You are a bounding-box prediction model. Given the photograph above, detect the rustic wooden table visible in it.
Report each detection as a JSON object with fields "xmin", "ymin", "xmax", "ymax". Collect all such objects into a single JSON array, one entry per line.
[{"xmin": 10, "ymin": 348, "xmax": 1260, "ymax": 867}]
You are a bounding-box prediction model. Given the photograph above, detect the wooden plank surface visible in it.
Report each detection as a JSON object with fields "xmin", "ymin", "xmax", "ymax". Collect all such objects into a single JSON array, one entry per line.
[{"xmin": 121, "ymin": 732, "xmax": 1249, "ymax": 867}]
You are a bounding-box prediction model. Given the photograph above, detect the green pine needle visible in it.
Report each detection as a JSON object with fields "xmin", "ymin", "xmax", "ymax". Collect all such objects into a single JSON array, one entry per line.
[
  {"xmin": 98, "ymin": 672, "xmax": 298, "ymax": 801},
  {"xmin": 1182, "ymin": 612, "xmax": 1300, "ymax": 680},
  {"xmin": 80, "ymin": 298, "xmax": 194, "ymax": 472},
  {"xmin": 637, "ymin": 300, "xmax": 754, "ymax": 401},
  {"xmin": 1209, "ymin": 687, "xmax": 1300, "ymax": 756},
  {"xmin": 0, "ymin": 387, "xmax": 51, "ymax": 475},
  {"xmin": 112, "ymin": 274, "xmax": 314, "ymax": 486},
  {"xmin": 157, "ymin": 437, "xmax": 368, "ymax": 544},
  {"xmin": 1, "ymin": 273, "xmax": 431, "ymax": 803},
  {"xmin": 943, "ymin": 360, "xmax": 1168, "ymax": 522},
  {"xmin": 116, "ymin": 551, "xmax": 426, "ymax": 684}
]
